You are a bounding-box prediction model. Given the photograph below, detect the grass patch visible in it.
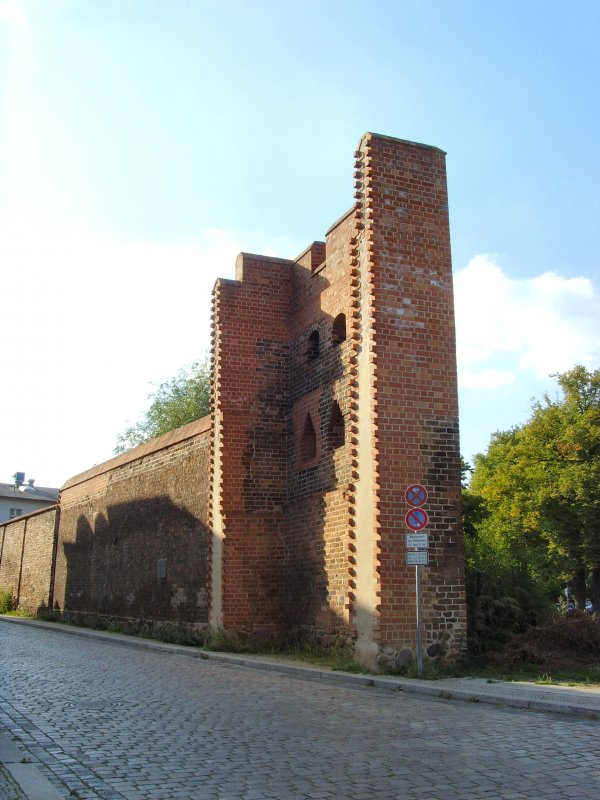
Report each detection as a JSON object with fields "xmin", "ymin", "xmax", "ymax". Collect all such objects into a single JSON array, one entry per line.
[
  {"xmin": 3, "ymin": 607, "xmax": 34, "ymax": 618},
  {"xmin": 439, "ymin": 661, "xmax": 600, "ymax": 687},
  {"xmin": 273, "ymin": 642, "xmax": 366, "ymax": 673},
  {"xmin": 202, "ymin": 627, "xmax": 280, "ymax": 654},
  {"xmin": 531, "ymin": 667, "xmax": 600, "ymax": 688},
  {"xmin": 202, "ymin": 630, "xmax": 363, "ymax": 671}
]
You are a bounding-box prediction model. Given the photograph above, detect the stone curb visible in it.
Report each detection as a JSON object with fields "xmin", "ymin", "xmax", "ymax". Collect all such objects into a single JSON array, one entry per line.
[{"xmin": 2, "ymin": 616, "xmax": 599, "ymax": 721}]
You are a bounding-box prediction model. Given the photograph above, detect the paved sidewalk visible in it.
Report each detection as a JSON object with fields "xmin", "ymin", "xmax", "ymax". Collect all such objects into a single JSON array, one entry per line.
[
  {"xmin": 1, "ymin": 729, "xmax": 63, "ymax": 800},
  {"xmin": 2, "ymin": 615, "xmax": 599, "ymax": 719}
]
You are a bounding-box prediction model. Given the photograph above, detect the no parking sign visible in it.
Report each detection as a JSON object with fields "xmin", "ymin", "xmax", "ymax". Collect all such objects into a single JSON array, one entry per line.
[{"xmin": 405, "ymin": 507, "xmax": 429, "ymax": 531}]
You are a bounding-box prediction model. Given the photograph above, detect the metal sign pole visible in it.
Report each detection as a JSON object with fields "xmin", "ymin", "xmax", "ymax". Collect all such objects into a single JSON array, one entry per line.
[
  {"xmin": 405, "ymin": 483, "xmax": 428, "ymax": 677},
  {"xmin": 416, "ymin": 564, "xmax": 423, "ymax": 675}
]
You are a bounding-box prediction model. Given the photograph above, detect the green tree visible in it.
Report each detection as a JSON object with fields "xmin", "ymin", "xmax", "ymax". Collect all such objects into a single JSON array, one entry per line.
[
  {"xmin": 462, "ymin": 451, "xmax": 546, "ymax": 653},
  {"xmin": 469, "ymin": 366, "xmax": 600, "ymax": 611},
  {"xmin": 461, "ymin": 456, "xmax": 487, "ymax": 540},
  {"xmin": 115, "ymin": 359, "xmax": 211, "ymax": 454}
]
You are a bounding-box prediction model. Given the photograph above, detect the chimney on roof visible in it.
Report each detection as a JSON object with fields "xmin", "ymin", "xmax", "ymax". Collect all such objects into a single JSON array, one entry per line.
[
  {"xmin": 12, "ymin": 471, "xmax": 25, "ymax": 489},
  {"xmin": 28, "ymin": 479, "xmax": 35, "ymax": 487}
]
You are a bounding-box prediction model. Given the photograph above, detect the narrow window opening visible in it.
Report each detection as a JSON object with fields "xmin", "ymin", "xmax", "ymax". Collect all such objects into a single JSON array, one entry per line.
[
  {"xmin": 306, "ymin": 330, "xmax": 320, "ymax": 361},
  {"xmin": 332, "ymin": 313, "xmax": 346, "ymax": 346},
  {"xmin": 329, "ymin": 402, "xmax": 345, "ymax": 449},
  {"xmin": 301, "ymin": 413, "xmax": 317, "ymax": 462}
]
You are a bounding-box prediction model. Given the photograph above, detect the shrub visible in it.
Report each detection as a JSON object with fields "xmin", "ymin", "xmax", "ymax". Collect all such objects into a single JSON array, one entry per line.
[
  {"xmin": 0, "ymin": 589, "xmax": 15, "ymax": 614},
  {"xmin": 484, "ymin": 613, "xmax": 600, "ymax": 672},
  {"xmin": 466, "ymin": 565, "xmax": 552, "ymax": 654}
]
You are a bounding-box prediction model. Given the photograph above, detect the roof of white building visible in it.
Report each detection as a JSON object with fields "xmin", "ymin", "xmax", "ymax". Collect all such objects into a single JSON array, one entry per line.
[{"xmin": 0, "ymin": 482, "xmax": 59, "ymax": 503}]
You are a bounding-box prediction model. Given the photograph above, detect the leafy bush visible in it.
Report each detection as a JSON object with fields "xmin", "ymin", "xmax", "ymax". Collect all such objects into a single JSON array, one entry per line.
[
  {"xmin": 466, "ymin": 565, "xmax": 552, "ymax": 654},
  {"xmin": 0, "ymin": 589, "xmax": 14, "ymax": 614}
]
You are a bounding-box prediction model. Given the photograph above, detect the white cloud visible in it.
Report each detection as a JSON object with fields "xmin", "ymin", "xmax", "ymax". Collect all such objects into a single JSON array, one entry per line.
[
  {"xmin": 0, "ymin": 222, "xmax": 241, "ymax": 371},
  {"xmin": 0, "ymin": 220, "xmax": 297, "ymax": 485},
  {"xmin": 3, "ymin": 237, "xmax": 599, "ymax": 485},
  {"xmin": 458, "ymin": 368, "xmax": 515, "ymax": 391},
  {"xmin": 454, "ymin": 255, "xmax": 600, "ymax": 389},
  {"xmin": 0, "ymin": 0, "xmax": 27, "ymax": 25}
]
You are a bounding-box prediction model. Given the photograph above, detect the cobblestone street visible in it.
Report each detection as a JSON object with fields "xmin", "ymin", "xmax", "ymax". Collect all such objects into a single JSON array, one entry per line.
[{"xmin": 1, "ymin": 622, "xmax": 599, "ymax": 800}]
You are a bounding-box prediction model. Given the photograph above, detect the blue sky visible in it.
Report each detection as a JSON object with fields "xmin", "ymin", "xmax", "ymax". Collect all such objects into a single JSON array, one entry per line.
[{"xmin": 1, "ymin": 0, "xmax": 599, "ymax": 487}]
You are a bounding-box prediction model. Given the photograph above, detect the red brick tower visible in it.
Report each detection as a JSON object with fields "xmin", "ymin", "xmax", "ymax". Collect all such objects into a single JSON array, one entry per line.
[
  {"xmin": 349, "ymin": 134, "xmax": 465, "ymax": 667},
  {"xmin": 209, "ymin": 133, "xmax": 466, "ymax": 667}
]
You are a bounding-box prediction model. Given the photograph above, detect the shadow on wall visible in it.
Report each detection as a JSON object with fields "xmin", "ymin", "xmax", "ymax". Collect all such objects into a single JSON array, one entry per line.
[
  {"xmin": 283, "ymin": 259, "xmax": 354, "ymax": 644},
  {"xmin": 60, "ymin": 497, "xmax": 209, "ymax": 623}
]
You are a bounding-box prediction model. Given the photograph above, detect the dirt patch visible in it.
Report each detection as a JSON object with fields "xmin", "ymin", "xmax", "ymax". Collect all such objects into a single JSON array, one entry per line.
[{"xmin": 484, "ymin": 614, "xmax": 600, "ymax": 671}]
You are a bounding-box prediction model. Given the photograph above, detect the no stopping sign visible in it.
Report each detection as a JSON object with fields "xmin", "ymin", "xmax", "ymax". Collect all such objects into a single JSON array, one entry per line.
[{"xmin": 405, "ymin": 483, "xmax": 428, "ymax": 507}]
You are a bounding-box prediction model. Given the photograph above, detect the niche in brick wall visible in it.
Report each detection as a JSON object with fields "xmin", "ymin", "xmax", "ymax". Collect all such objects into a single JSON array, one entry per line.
[
  {"xmin": 332, "ymin": 313, "xmax": 346, "ymax": 346},
  {"xmin": 301, "ymin": 413, "xmax": 317, "ymax": 462},
  {"xmin": 306, "ymin": 330, "xmax": 320, "ymax": 362},
  {"xmin": 329, "ymin": 401, "xmax": 345, "ymax": 449}
]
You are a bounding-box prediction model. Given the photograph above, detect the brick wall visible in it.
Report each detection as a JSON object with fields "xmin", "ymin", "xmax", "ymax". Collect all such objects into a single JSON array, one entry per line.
[
  {"xmin": 53, "ymin": 418, "xmax": 211, "ymax": 624},
  {"xmin": 1, "ymin": 132, "xmax": 466, "ymax": 668},
  {"xmin": 210, "ymin": 254, "xmax": 292, "ymax": 632},
  {"xmin": 285, "ymin": 221, "xmax": 354, "ymax": 638},
  {"xmin": 0, "ymin": 506, "xmax": 58, "ymax": 612}
]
